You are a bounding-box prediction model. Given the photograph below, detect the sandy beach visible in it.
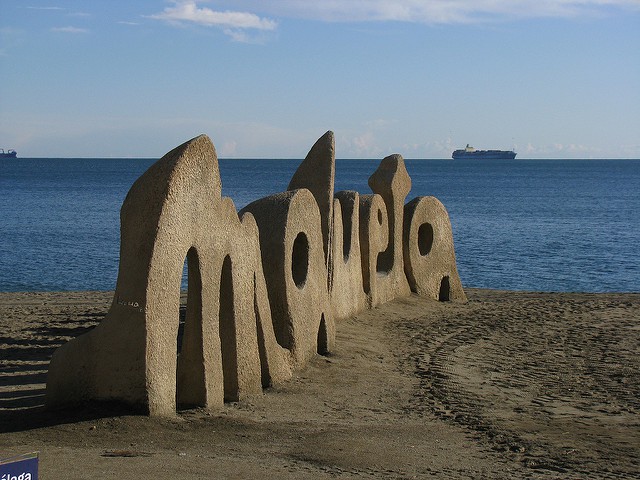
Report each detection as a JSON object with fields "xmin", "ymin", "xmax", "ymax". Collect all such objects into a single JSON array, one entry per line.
[{"xmin": 1, "ymin": 289, "xmax": 638, "ymax": 479}]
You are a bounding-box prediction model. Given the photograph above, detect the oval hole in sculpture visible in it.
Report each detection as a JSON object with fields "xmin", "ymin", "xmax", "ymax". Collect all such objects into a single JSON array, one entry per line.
[
  {"xmin": 418, "ymin": 222, "xmax": 434, "ymax": 256},
  {"xmin": 341, "ymin": 202, "xmax": 353, "ymax": 260},
  {"xmin": 292, "ymin": 232, "xmax": 309, "ymax": 289},
  {"xmin": 377, "ymin": 208, "xmax": 383, "ymax": 225}
]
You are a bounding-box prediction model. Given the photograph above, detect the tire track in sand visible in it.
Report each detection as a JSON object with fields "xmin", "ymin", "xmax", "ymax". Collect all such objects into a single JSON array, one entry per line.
[{"xmin": 393, "ymin": 290, "xmax": 640, "ymax": 479}]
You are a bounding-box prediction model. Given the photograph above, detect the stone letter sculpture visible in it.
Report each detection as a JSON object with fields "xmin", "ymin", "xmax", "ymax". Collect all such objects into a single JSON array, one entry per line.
[{"xmin": 46, "ymin": 131, "xmax": 466, "ymax": 416}]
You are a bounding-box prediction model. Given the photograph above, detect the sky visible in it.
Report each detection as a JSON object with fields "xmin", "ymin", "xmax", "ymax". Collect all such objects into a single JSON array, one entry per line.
[{"xmin": 1, "ymin": 1, "xmax": 639, "ymax": 159}]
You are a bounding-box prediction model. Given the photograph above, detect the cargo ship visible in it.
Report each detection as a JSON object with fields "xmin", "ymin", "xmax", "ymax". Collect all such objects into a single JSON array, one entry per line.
[
  {"xmin": 0, "ymin": 149, "xmax": 17, "ymax": 159},
  {"xmin": 452, "ymin": 144, "xmax": 516, "ymax": 160}
]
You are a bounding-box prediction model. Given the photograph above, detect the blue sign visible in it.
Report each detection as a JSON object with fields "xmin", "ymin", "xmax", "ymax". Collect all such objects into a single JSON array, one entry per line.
[{"xmin": 0, "ymin": 452, "xmax": 38, "ymax": 480}]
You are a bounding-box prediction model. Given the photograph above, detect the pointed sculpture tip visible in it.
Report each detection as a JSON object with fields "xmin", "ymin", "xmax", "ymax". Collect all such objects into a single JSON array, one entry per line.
[
  {"xmin": 315, "ymin": 131, "xmax": 335, "ymax": 149},
  {"xmin": 156, "ymin": 132, "xmax": 221, "ymax": 197},
  {"xmin": 176, "ymin": 134, "xmax": 219, "ymax": 171},
  {"xmin": 159, "ymin": 134, "xmax": 216, "ymax": 163},
  {"xmin": 300, "ymin": 131, "xmax": 335, "ymax": 164},
  {"xmin": 185, "ymin": 133, "xmax": 216, "ymax": 154},
  {"xmin": 382, "ymin": 153, "xmax": 404, "ymax": 164}
]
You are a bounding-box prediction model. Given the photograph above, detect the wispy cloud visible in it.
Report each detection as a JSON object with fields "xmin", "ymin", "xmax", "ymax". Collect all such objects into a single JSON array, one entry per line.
[
  {"xmin": 226, "ymin": 0, "xmax": 640, "ymax": 24},
  {"xmin": 51, "ymin": 26, "xmax": 88, "ymax": 34},
  {"xmin": 25, "ymin": 6, "xmax": 91, "ymax": 19},
  {"xmin": 150, "ymin": 1, "xmax": 277, "ymax": 42},
  {"xmin": 26, "ymin": 6, "xmax": 64, "ymax": 11}
]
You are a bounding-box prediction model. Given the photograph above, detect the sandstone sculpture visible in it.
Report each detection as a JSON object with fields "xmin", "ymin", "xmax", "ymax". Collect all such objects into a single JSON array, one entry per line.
[
  {"xmin": 46, "ymin": 131, "xmax": 466, "ymax": 416},
  {"xmin": 403, "ymin": 196, "xmax": 466, "ymax": 301}
]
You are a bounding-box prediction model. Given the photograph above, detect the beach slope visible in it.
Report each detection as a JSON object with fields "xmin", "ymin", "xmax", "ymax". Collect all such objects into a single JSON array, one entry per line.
[{"xmin": 1, "ymin": 289, "xmax": 638, "ymax": 479}]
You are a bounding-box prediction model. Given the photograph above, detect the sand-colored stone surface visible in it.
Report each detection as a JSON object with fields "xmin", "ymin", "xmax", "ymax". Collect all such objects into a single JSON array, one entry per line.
[
  {"xmin": 1, "ymin": 289, "xmax": 638, "ymax": 479},
  {"xmin": 403, "ymin": 196, "xmax": 466, "ymax": 302},
  {"xmin": 45, "ymin": 136, "xmax": 293, "ymax": 416},
  {"xmin": 44, "ymin": 132, "xmax": 465, "ymax": 415}
]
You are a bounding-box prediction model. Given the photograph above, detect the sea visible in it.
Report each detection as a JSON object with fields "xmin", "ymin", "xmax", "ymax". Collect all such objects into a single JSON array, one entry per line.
[{"xmin": 1, "ymin": 157, "xmax": 638, "ymax": 293}]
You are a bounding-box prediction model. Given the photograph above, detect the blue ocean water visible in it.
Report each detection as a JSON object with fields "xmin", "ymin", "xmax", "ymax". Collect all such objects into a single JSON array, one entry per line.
[{"xmin": 0, "ymin": 157, "xmax": 638, "ymax": 293}]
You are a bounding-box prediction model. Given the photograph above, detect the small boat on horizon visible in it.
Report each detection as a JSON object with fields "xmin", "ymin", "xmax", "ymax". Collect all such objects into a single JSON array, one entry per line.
[
  {"xmin": 0, "ymin": 149, "xmax": 17, "ymax": 159},
  {"xmin": 452, "ymin": 144, "xmax": 516, "ymax": 160}
]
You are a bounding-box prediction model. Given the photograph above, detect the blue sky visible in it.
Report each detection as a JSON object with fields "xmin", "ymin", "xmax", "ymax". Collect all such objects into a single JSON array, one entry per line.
[{"xmin": 1, "ymin": 1, "xmax": 639, "ymax": 158}]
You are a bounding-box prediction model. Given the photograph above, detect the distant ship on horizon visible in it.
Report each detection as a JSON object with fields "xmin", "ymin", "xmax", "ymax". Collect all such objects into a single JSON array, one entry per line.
[
  {"xmin": 452, "ymin": 144, "xmax": 516, "ymax": 160},
  {"xmin": 0, "ymin": 149, "xmax": 17, "ymax": 159}
]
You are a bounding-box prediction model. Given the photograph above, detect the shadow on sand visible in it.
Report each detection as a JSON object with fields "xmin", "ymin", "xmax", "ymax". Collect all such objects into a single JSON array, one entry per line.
[
  {"xmin": 0, "ymin": 311, "xmax": 134, "ymax": 433},
  {"xmin": 0, "ymin": 306, "xmax": 191, "ymax": 433}
]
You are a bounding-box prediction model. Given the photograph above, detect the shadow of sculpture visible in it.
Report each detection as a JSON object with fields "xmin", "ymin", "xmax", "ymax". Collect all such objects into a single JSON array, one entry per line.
[{"xmin": 0, "ymin": 311, "xmax": 111, "ymax": 432}]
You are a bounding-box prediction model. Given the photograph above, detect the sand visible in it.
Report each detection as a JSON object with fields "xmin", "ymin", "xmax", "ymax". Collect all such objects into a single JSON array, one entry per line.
[{"xmin": 1, "ymin": 289, "xmax": 638, "ymax": 479}]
